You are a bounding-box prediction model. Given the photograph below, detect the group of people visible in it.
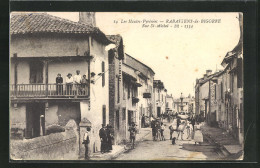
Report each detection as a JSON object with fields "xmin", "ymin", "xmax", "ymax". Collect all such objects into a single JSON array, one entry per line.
[
  {"xmin": 99, "ymin": 124, "xmax": 113, "ymax": 154},
  {"xmin": 56, "ymin": 70, "xmax": 89, "ymax": 95},
  {"xmin": 168, "ymin": 115, "xmax": 203, "ymax": 145},
  {"xmin": 151, "ymin": 119, "xmax": 166, "ymax": 141},
  {"xmin": 128, "ymin": 122, "xmax": 138, "ymax": 149}
]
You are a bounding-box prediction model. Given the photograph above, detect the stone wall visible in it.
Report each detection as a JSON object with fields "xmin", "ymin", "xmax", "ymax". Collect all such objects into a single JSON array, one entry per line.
[{"xmin": 10, "ymin": 121, "xmax": 79, "ymax": 160}]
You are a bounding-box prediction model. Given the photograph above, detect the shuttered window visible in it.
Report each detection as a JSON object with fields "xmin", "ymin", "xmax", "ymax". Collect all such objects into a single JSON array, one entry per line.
[{"xmin": 102, "ymin": 61, "xmax": 105, "ymax": 87}]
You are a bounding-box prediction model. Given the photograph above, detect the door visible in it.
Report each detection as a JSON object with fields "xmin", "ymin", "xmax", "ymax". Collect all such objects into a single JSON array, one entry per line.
[
  {"xmin": 25, "ymin": 103, "xmax": 45, "ymax": 139},
  {"xmin": 157, "ymin": 107, "xmax": 161, "ymax": 117},
  {"xmin": 128, "ymin": 110, "xmax": 133, "ymax": 125}
]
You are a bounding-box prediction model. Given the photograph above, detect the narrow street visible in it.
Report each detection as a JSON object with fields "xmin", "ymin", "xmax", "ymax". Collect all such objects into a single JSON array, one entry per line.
[{"xmin": 114, "ymin": 122, "xmax": 223, "ymax": 160}]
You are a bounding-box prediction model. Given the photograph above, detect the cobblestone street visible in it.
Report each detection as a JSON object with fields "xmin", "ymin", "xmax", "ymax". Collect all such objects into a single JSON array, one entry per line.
[{"xmin": 114, "ymin": 122, "xmax": 223, "ymax": 160}]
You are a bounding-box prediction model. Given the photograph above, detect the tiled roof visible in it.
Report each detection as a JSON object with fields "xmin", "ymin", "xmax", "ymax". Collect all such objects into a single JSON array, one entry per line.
[{"xmin": 10, "ymin": 13, "xmax": 110, "ymax": 44}]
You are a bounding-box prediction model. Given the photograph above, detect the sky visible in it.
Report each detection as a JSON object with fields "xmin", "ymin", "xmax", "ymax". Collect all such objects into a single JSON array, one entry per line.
[{"xmin": 46, "ymin": 12, "xmax": 240, "ymax": 98}]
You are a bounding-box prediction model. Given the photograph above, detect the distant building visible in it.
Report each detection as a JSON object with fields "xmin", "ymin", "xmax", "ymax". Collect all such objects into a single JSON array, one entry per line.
[
  {"xmin": 173, "ymin": 94, "xmax": 193, "ymax": 114},
  {"xmin": 166, "ymin": 94, "xmax": 174, "ymax": 115},
  {"xmin": 153, "ymin": 80, "xmax": 167, "ymax": 118}
]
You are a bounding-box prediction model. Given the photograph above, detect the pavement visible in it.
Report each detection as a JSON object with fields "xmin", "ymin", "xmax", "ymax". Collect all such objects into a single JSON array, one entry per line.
[
  {"xmin": 200, "ymin": 123, "xmax": 243, "ymax": 160},
  {"xmin": 88, "ymin": 127, "xmax": 151, "ymax": 160},
  {"xmin": 114, "ymin": 122, "xmax": 222, "ymax": 160}
]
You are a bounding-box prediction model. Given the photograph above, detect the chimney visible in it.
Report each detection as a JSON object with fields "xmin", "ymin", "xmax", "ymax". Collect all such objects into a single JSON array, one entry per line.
[
  {"xmin": 206, "ymin": 70, "xmax": 212, "ymax": 76},
  {"xmin": 203, "ymin": 74, "xmax": 207, "ymax": 80},
  {"xmin": 79, "ymin": 12, "xmax": 96, "ymax": 27}
]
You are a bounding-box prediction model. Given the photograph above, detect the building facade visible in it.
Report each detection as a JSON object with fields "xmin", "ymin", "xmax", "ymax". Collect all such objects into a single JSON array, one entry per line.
[
  {"xmin": 153, "ymin": 80, "xmax": 167, "ymax": 118},
  {"xmin": 10, "ymin": 13, "xmax": 112, "ymax": 156}
]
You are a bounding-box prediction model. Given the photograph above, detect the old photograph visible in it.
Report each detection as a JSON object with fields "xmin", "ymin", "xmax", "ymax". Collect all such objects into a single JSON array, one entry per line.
[{"xmin": 9, "ymin": 12, "xmax": 243, "ymax": 161}]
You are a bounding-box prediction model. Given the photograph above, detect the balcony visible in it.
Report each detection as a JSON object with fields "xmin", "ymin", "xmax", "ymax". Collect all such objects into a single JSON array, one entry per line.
[
  {"xmin": 143, "ymin": 93, "xmax": 151, "ymax": 98},
  {"xmin": 132, "ymin": 97, "xmax": 139, "ymax": 104},
  {"xmin": 10, "ymin": 84, "xmax": 89, "ymax": 100}
]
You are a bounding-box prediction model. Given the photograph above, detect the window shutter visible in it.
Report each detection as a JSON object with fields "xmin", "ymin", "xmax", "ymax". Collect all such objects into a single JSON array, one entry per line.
[{"xmin": 102, "ymin": 62, "xmax": 105, "ymax": 87}]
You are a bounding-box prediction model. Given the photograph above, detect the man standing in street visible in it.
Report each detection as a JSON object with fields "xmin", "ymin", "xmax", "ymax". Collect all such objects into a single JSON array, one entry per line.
[
  {"xmin": 99, "ymin": 124, "xmax": 107, "ymax": 154},
  {"xmin": 191, "ymin": 115, "xmax": 196, "ymax": 131},
  {"xmin": 141, "ymin": 114, "xmax": 145, "ymax": 128},
  {"xmin": 82, "ymin": 127, "xmax": 91, "ymax": 160},
  {"xmin": 128, "ymin": 122, "xmax": 137, "ymax": 149}
]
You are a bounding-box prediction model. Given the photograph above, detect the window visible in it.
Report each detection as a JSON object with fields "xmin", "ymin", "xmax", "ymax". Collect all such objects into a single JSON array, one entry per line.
[
  {"xmin": 128, "ymin": 83, "xmax": 130, "ymax": 99},
  {"xmin": 221, "ymin": 82, "xmax": 223, "ymax": 99},
  {"xmin": 102, "ymin": 61, "xmax": 105, "ymax": 87},
  {"xmin": 102, "ymin": 105, "xmax": 106, "ymax": 126},
  {"xmin": 215, "ymin": 84, "xmax": 217, "ymax": 99},
  {"xmin": 122, "ymin": 108, "xmax": 126, "ymax": 120},
  {"xmin": 116, "ymin": 110, "xmax": 119, "ymax": 129},
  {"xmin": 128, "ymin": 110, "xmax": 133, "ymax": 126},
  {"xmin": 30, "ymin": 61, "xmax": 43, "ymax": 84}
]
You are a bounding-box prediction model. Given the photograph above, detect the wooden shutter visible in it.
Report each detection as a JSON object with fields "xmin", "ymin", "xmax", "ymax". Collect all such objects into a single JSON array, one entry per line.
[
  {"xmin": 102, "ymin": 61, "xmax": 105, "ymax": 87},
  {"xmin": 102, "ymin": 105, "xmax": 106, "ymax": 126}
]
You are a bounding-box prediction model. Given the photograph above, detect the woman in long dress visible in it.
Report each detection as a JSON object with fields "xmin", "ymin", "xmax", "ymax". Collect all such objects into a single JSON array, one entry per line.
[{"xmin": 194, "ymin": 125, "xmax": 203, "ymax": 145}]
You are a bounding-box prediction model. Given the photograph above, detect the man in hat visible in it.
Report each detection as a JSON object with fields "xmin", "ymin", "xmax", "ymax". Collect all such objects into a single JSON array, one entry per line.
[
  {"xmin": 66, "ymin": 73, "xmax": 73, "ymax": 95},
  {"xmin": 81, "ymin": 74, "xmax": 88, "ymax": 95},
  {"xmin": 82, "ymin": 127, "xmax": 91, "ymax": 160},
  {"xmin": 99, "ymin": 124, "xmax": 107, "ymax": 153},
  {"xmin": 128, "ymin": 122, "xmax": 137, "ymax": 149},
  {"xmin": 74, "ymin": 70, "xmax": 82, "ymax": 95},
  {"xmin": 106, "ymin": 124, "xmax": 113, "ymax": 152},
  {"xmin": 56, "ymin": 73, "xmax": 63, "ymax": 95}
]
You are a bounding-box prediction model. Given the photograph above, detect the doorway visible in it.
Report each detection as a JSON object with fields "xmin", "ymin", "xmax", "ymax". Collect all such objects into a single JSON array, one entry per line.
[
  {"xmin": 25, "ymin": 103, "xmax": 45, "ymax": 139},
  {"xmin": 157, "ymin": 107, "xmax": 161, "ymax": 117}
]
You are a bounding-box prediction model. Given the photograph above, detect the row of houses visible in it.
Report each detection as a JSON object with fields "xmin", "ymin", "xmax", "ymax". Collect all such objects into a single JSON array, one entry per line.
[
  {"xmin": 9, "ymin": 12, "xmax": 173, "ymax": 156},
  {"xmin": 194, "ymin": 13, "xmax": 243, "ymax": 144}
]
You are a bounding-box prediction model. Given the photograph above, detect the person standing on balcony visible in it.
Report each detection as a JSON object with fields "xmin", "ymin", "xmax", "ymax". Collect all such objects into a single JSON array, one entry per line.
[
  {"xmin": 66, "ymin": 73, "xmax": 73, "ymax": 95},
  {"xmin": 56, "ymin": 73, "xmax": 63, "ymax": 95},
  {"xmin": 74, "ymin": 70, "xmax": 82, "ymax": 95},
  {"xmin": 81, "ymin": 74, "xmax": 88, "ymax": 95}
]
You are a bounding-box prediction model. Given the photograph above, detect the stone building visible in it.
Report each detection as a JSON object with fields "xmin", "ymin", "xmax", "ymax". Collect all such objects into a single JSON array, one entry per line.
[
  {"xmin": 122, "ymin": 54, "xmax": 155, "ymax": 136},
  {"xmin": 106, "ymin": 34, "xmax": 125, "ymax": 145},
  {"xmin": 10, "ymin": 12, "xmax": 112, "ymax": 156}
]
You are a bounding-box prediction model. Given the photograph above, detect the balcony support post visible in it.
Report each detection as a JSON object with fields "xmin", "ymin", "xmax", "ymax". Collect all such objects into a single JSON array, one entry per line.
[
  {"xmin": 44, "ymin": 60, "xmax": 49, "ymax": 97},
  {"xmin": 14, "ymin": 53, "xmax": 18, "ymax": 96}
]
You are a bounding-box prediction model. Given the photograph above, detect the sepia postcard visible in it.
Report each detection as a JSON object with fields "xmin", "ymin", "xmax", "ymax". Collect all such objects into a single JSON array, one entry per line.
[{"xmin": 9, "ymin": 12, "xmax": 244, "ymax": 161}]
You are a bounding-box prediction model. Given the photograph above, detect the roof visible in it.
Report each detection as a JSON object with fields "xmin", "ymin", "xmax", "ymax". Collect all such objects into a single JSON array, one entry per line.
[
  {"xmin": 221, "ymin": 13, "xmax": 243, "ymax": 66},
  {"xmin": 153, "ymin": 80, "xmax": 165, "ymax": 89},
  {"xmin": 125, "ymin": 53, "xmax": 155, "ymax": 75},
  {"xmin": 198, "ymin": 70, "xmax": 224, "ymax": 85},
  {"xmin": 10, "ymin": 13, "xmax": 111, "ymax": 44}
]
